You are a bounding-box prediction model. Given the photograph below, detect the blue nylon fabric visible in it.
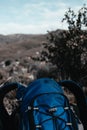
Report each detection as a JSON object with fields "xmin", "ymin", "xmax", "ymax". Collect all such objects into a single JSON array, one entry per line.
[
  {"xmin": 16, "ymin": 78, "xmax": 78, "ymax": 130},
  {"xmin": 16, "ymin": 83, "xmax": 26, "ymax": 100},
  {"xmin": 21, "ymin": 78, "xmax": 63, "ymax": 112},
  {"xmin": 32, "ymin": 93, "xmax": 72, "ymax": 130}
]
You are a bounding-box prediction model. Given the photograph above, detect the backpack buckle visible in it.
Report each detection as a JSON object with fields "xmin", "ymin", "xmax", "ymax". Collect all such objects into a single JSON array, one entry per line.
[
  {"xmin": 25, "ymin": 106, "xmax": 32, "ymax": 112},
  {"xmin": 33, "ymin": 107, "xmax": 39, "ymax": 110},
  {"xmin": 49, "ymin": 107, "xmax": 57, "ymax": 112},
  {"xmin": 25, "ymin": 106, "xmax": 39, "ymax": 112},
  {"xmin": 66, "ymin": 123, "xmax": 72, "ymax": 126},
  {"xmin": 64, "ymin": 107, "xmax": 69, "ymax": 110},
  {"xmin": 36, "ymin": 125, "xmax": 42, "ymax": 128}
]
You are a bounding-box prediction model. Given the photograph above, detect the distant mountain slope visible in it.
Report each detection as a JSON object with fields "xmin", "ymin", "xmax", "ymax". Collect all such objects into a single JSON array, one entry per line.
[
  {"xmin": 0, "ymin": 34, "xmax": 47, "ymax": 61},
  {"xmin": 0, "ymin": 34, "xmax": 47, "ymax": 44}
]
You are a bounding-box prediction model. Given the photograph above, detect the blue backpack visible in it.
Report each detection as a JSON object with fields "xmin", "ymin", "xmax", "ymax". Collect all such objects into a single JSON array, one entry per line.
[
  {"xmin": 16, "ymin": 78, "xmax": 84, "ymax": 130},
  {"xmin": 0, "ymin": 78, "xmax": 87, "ymax": 130}
]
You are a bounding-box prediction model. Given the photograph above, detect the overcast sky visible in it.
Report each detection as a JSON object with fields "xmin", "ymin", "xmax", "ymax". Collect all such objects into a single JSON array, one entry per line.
[{"xmin": 0, "ymin": 0, "xmax": 86, "ymax": 34}]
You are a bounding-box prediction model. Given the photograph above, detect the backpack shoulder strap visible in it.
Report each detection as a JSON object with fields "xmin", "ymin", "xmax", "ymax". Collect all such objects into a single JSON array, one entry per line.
[
  {"xmin": 0, "ymin": 82, "xmax": 25, "ymax": 130},
  {"xmin": 59, "ymin": 80, "xmax": 87, "ymax": 130}
]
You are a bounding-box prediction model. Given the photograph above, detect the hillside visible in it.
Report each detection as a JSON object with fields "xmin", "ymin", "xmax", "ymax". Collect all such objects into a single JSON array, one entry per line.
[{"xmin": 0, "ymin": 34, "xmax": 47, "ymax": 61}]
